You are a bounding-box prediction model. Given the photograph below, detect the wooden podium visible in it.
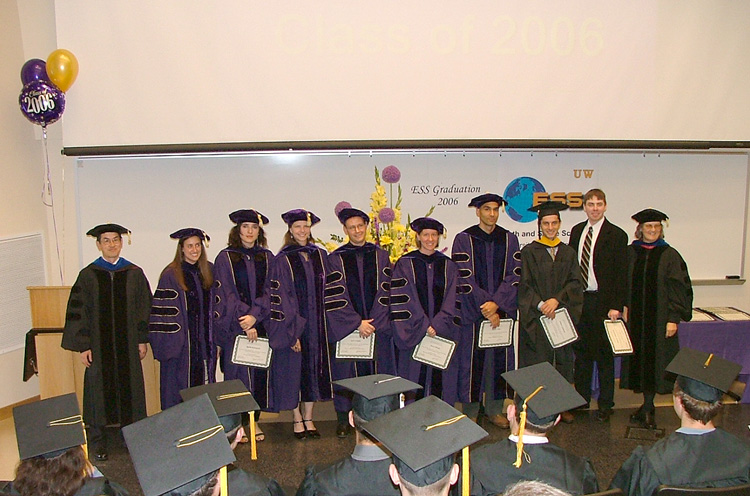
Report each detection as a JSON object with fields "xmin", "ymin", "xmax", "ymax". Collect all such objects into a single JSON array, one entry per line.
[{"xmin": 27, "ymin": 286, "xmax": 161, "ymax": 415}]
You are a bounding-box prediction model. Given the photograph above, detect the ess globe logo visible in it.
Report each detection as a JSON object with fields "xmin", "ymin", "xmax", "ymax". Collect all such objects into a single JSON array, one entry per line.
[{"xmin": 503, "ymin": 177, "xmax": 583, "ymax": 223}]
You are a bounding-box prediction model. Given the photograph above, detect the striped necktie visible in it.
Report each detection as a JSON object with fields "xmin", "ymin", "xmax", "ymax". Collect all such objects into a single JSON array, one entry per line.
[{"xmin": 580, "ymin": 226, "xmax": 593, "ymax": 286}]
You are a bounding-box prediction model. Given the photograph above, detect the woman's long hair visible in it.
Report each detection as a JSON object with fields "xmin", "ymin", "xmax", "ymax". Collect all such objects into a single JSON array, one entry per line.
[
  {"xmin": 13, "ymin": 446, "xmax": 90, "ymax": 496},
  {"xmin": 161, "ymin": 237, "xmax": 214, "ymax": 290},
  {"xmin": 227, "ymin": 224, "xmax": 268, "ymax": 264}
]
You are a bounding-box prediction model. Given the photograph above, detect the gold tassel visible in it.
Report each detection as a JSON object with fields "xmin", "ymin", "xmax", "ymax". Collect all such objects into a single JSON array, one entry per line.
[
  {"xmin": 249, "ymin": 413, "xmax": 258, "ymax": 461},
  {"xmin": 306, "ymin": 211, "xmax": 312, "ymax": 227},
  {"xmin": 220, "ymin": 465, "xmax": 228, "ymax": 496},
  {"xmin": 126, "ymin": 231, "xmax": 132, "ymax": 245},
  {"xmin": 704, "ymin": 353, "xmax": 714, "ymax": 368},
  {"xmin": 462, "ymin": 446, "xmax": 470, "ymax": 496},
  {"xmin": 513, "ymin": 385, "xmax": 545, "ymax": 468}
]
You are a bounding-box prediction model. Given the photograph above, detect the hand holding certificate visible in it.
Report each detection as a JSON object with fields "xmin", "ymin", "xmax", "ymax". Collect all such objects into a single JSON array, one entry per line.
[
  {"xmin": 539, "ymin": 308, "xmax": 579, "ymax": 348},
  {"xmin": 478, "ymin": 319, "xmax": 514, "ymax": 348},
  {"xmin": 604, "ymin": 319, "xmax": 633, "ymax": 355},
  {"xmin": 412, "ymin": 334, "xmax": 456, "ymax": 370},
  {"xmin": 232, "ymin": 335, "xmax": 272, "ymax": 368},
  {"xmin": 335, "ymin": 330, "xmax": 375, "ymax": 360}
]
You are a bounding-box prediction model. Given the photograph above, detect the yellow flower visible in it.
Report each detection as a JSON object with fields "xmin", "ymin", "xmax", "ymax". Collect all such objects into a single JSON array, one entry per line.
[{"xmin": 380, "ymin": 234, "xmax": 393, "ymax": 246}]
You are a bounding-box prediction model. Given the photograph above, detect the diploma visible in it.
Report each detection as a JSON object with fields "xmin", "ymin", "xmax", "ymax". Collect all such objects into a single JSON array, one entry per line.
[
  {"xmin": 335, "ymin": 330, "xmax": 375, "ymax": 360},
  {"xmin": 412, "ymin": 334, "xmax": 456, "ymax": 370},
  {"xmin": 604, "ymin": 319, "xmax": 633, "ymax": 355},
  {"xmin": 478, "ymin": 319, "xmax": 514, "ymax": 348},
  {"xmin": 231, "ymin": 335, "xmax": 272, "ymax": 369},
  {"xmin": 539, "ymin": 308, "xmax": 579, "ymax": 349}
]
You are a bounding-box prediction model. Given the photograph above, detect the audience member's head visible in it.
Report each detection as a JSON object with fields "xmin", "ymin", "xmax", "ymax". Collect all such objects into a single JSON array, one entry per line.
[
  {"xmin": 12, "ymin": 393, "xmax": 92, "ymax": 496},
  {"xmin": 503, "ymin": 480, "xmax": 572, "ymax": 496},
  {"xmin": 123, "ymin": 394, "xmax": 235, "ymax": 496},
  {"xmin": 665, "ymin": 348, "xmax": 741, "ymax": 426},
  {"xmin": 364, "ymin": 395, "xmax": 488, "ymax": 496}
]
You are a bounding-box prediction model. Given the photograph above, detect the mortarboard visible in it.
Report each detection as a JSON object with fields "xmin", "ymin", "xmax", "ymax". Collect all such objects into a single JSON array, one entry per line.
[
  {"xmin": 13, "ymin": 393, "xmax": 86, "ymax": 460},
  {"xmin": 528, "ymin": 201, "xmax": 568, "ymax": 219},
  {"xmin": 410, "ymin": 217, "xmax": 446, "ymax": 236},
  {"xmin": 333, "ymin": 374, "xmax": 422, "ymax": 421},
  {"xmin": 666, "ymin": 348, "xmax": 742, "ymax": 402},
  {"xmin": 281, "ymin": 209, "xmax": 320, "ymax": 227},
  {"xmin": 180, "ymin": 379, "xmax": 259, "ymax": 433},
  {"xmin": 631, "ymin": 208, "xmax": 669, "ymax": 225},
  {"xmin": 502, "ymin": 362, "xmax": 586, "ymax": 468},
  {"xmin": 229, "ymin": 209, "xmax": 269, "ymax": 227},
  {"xmin": 468, "ymin": 193, "xmax": 506, "ymax": 210},
  {"xmin": 363, "ymin": 395, "xmax": 487, "ymax": 493},
  {"xmin": 123, "ymin": 394, "xmax": 236, "ymax": 496},
  {"xmin": 337, "ymin": 207, "xmax": 370, "ymax": 225},
  {"xmin": 86, "ymin": 223, "xmax": 131, "ymax": 244},
  {"xmin": 170, "ymin": 228, "xmax": 210, "ymax": 245}
]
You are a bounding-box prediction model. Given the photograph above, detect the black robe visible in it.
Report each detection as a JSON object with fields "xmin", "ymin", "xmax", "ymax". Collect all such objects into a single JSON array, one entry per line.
[
  {"xmin": 1, "ymin": 477, "xmax": 129, "ymax": 496},
  {"xmin": 620, "ymin": 244, "xmax": 692, "ymax": 394},
  {"xmin": 62, "ymin": 261, "xmax": 152, "ymax": 427},
  {"xmin": 610, "ymin": 429, "xmax": 750, "ymax": 496},
  {"xmin": 228, "ymin": 468, "xmax": 286, "ymax": 496},
  {"xmin": 470, "ymin": 439, "xmax": 598, "ymax": 496},
  {"xmin": 296, "ymin": 446, "xmax": 399, "ymax": 496},
  {"xmin": 517, "ymin": 241, "xmax": 583, "ymax": 381}
]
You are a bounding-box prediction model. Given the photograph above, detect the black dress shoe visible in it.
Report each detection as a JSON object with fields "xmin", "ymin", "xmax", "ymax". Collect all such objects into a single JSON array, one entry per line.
[
  {"xmin": 629, "ymin": 406, "xmax": 646, "ymax": 424},
  {"xmin": 93, "ymin": 447, "xmax": 108, "ymax": 462},
  {"xmin": 644, "ymin": 411, "xmax": 657, "ymax": 429},
  {"xmin": 596, "ymin": 409, "xmax": 613, "ymax": 422},
  {"xmin": 303, "ymin": 420, "xmax": 321, "ymax": 439},
  {"xmin": 336, "ymin": 423, "xmax": 351, "ymax": 438},
  {"xmin": 293, "ymin": 421, "xmax": 307, "ymax": 440}
]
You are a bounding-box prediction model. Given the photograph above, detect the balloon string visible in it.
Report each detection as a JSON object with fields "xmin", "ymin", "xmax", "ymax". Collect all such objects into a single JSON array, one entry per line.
[{"xmin": 41, "ymin": 126, "xmax": 65, "ymax": 284}]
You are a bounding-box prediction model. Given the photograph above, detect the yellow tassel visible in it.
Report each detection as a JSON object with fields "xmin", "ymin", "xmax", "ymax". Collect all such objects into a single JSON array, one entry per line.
[
  {"xmin": 250, "ymin": 414, "xmax": 258, "ymax": 461},
  {"xmin": 704, "ymin": 353, "xmax": 714, "ymax": 368},
  {"xmin": 513, "ymin": 385, "xmax": 545, "ymax": 468},
  {"xmin": 306, "ymin": 211, "xmax": 312, "ymax": 227},
  {"xmin": 462, "ymin": 446, "xmax": 470, "ymax": 496},
  {"xmin": 220, "ymin": 465, "xmax": 228, "ymax": 496}
]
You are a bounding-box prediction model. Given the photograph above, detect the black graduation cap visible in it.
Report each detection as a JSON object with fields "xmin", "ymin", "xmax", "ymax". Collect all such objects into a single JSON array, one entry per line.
[
  {"xmin": 333, "ymin": 374, "xmax": 422, "ymax": 421},
  {"xmin": 468, "ymin": 193, "xmax": 506, "ymax": 209},
  {"xmin": 337, "ymin": 207, "xmax": 370, "ymax": 225},
  {"xmin": 666, "ymin": 348, "xmax": 742, "ymax": 402},
  {"xmin": 123, "ymin": 394, "xmax": 236, "ymax": 496},
  {"xmin": 281, "ymin": 209, "xmax": 320, "ymax": 227},
  {"xmin": 528, "ymin": 201, "xmax": 569, "ymax": 219},
  {"xmin": 13, "ymin": 393, "xmax": 85, "ymax": 460},
  {"xmin": 86, "ymin": 223, "xmax": 130, "ymax": 238},
  {"xmin": 502, "ymin": 362, "xmax": 586, "ymax": 426},
  {"xmin": 631, "ymin": 208, "xmax": 669, "ymax": 224},
  {"xmin": 410, "ymin": 217, "xmax": 445, "ymax": 235},
  {"xmin": 170, "ymin": 228, "xmax": 210, "ymax": 243},
  {"xmin": 179, "ymin": 379, "xmax": 259, "ymax": 433},
  {"xmin": 363, "ymin": 395, "xmax": 488, "ymax": 488},
  {"xmin": 229, "ymin": 209, "xmax": 269, "ymax": 227}
]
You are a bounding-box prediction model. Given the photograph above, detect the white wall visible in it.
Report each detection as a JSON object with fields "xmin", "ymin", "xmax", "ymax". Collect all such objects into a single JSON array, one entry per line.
[{"xmin": 1, "ymin": 0, "xmax": 749, "ymax": 409}]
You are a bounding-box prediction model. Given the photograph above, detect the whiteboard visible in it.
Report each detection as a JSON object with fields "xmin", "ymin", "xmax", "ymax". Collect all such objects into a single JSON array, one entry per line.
[{"xmin": 75, "ymin": 151, "xmax": 748, "ymax": 285}]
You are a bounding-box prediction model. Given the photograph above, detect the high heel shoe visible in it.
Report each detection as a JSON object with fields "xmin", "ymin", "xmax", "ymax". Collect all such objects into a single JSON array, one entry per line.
[
  {"xmin": 293, "ymin": 420, "xmax": 307, "ymax": 440},
  {"xmin": 629, "ymin": 405, "xmax": 647, "ymax": 424},
  {"xmin": 643, "ymin": 411, "xmax": 657, "ymax": 430},
  {"xmin": 303, "ymin": 419, "xmax": 321, "ymax": 439}
]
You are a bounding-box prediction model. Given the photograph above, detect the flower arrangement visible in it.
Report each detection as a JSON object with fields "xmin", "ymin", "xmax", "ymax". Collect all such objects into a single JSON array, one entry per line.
[{"xmin": 317, "ymin": 165, "xmax": 433, "ymax": 262}]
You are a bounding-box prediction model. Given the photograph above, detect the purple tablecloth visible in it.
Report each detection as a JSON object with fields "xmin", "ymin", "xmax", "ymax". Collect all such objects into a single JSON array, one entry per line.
[{"xmin": 677, "ymin": 319, "xmax": 750, "ymax": 403}]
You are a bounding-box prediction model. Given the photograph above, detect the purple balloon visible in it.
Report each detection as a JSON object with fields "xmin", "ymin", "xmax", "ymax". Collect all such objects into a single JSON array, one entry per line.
[
  {"xmin": 19, "ymin": 80, "xmax": 65, "ymax": 127},
  {"xmin": 20, "ymin": 58, "xmax": 48, "ymax": 85}
]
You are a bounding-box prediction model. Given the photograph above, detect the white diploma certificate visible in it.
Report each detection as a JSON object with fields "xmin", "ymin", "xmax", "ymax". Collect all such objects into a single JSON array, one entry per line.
[
  {"xmin": 335, "ymin": 330, "xmax": 375, "ymax": 360},
  {"xmin": 412, "ymin": 334, "xmax": 456, "ymax": 370},
  {"xmin": 232, "ymin": 335, "xmax": 272, "ymax": 369},
  {"xmin": 539, "ymin": 308, "xmax": 579, "ymax": 349},
  {"xmin": 478, "ymin": 319, "xmax": 514, "ymax": 348},
  {"xmin": 604, "ymin": 319, "xmax": 633, "ymax": 355}
]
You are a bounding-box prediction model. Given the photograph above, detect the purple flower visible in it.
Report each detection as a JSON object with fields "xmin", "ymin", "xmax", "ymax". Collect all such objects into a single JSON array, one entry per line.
[
  {"xmin": 382, "ymin": 165, "xmax": 401, "ymax": 184},
  {"xmin": 334, "ymin": 201, "xmax": 352, "ymax": 216},
  {"xmin": 379, "ymin": 207, "xmax": 396, "ymax": 223}
]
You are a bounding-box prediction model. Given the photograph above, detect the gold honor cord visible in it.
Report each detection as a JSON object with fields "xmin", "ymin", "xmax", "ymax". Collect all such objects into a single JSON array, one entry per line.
[
  {"xmin": 220, "ymin": 465, "xmax": 228, "ymax": 496},
  {"xmin": 513, "ymin": 385, "xmax": 545, "ymax": 468},
  {"xmin": 175, "ymin": 425, "xmax": 224, "ymax": 448},
  {"xmin": 704, "ymin": 353, "xmax": 714, "ymax": 368}
]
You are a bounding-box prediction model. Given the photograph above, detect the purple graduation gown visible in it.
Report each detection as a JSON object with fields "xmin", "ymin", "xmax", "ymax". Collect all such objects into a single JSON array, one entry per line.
[
  {"xmin": 451, "ymin": 226, "xmax": 521, "ymax": 404},
  {"xmin": 325, "ymin": 242, "xmax": 395, "ymax": 413},
  {"xmin": 149, "ymin": 262, "xmax": 216, "ymax": 409},
  {"xmin": 213, "ymin": 246, "xmax": 274, "ymax": 409},
  {"xmin": 390, "ymin": 250, "xmax": 461, "ymax": 404},
  {"xmin": 267, "ymin": 244, "xmax": 333, "ymax": 411}
]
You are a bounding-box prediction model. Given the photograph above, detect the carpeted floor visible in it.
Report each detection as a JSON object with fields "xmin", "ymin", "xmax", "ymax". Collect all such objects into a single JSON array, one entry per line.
[{"xmin": 94, "ymin": 404, "xmax": 750, "ymax": 495}]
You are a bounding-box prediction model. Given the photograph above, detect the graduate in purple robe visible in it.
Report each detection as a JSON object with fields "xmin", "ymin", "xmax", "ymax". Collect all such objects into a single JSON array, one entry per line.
[
  {"xmin": 213, "ymin": 209, "xmax": 274, "ymax": 442},
  {"xmin": 390, "ymin": 217, "xmax": 461, "ymax": 405},
  {"xmin": 324, "ymin": 207, "xmax": 395, "ymax": 437},
  {"xmin": 149, "ymin": 228, "xmax": 216, "ymax": 411},
  {"xmin": 268, "ymin": 209, "xmax": 332, "ymax": 439},
  {"xmin": 452, "ymin": 194, "xmax": 521, "ymax": 426}
]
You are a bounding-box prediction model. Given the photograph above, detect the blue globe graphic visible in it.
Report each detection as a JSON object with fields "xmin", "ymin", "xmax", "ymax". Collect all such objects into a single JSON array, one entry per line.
[{"xmin": 503, "ymin": 177, "xmax": 546, "ymax": 223}]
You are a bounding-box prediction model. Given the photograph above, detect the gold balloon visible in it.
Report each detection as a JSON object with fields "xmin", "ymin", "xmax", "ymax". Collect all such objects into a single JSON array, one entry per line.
[{"xmin": 46, "ymin": 49, "xmax": 79, "ymax": 92}]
